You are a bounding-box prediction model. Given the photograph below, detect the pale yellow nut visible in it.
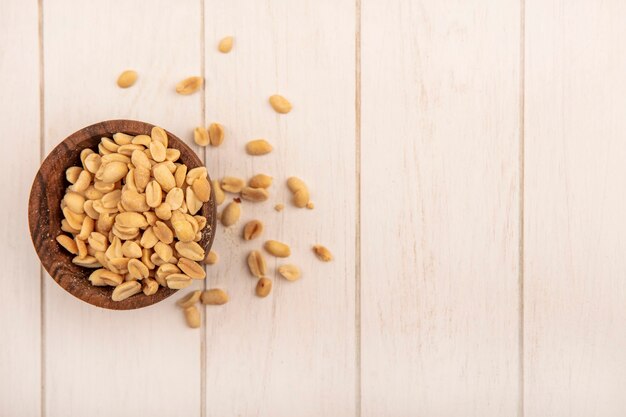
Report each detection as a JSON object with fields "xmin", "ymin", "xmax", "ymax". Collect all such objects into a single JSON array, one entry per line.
[
  {"xmin": 278, "ymin": 264, "xmax": 301, "ymax": 281},
  {"xmin": 241, "ymin": 186, "xmax": 269, "ymax": 202},
  {"xmin": 153, "ymin": 221, "xmax": 174, "ymax": 244},
  {"xmin": 154, "ymin": 241, "xmax": 173, "ymax": 263},
  {"xmin": 105, "ymin": 236, "xmax": 123, "ymax": 259},
  {"xmin": 72, "ymin": 170, "xmax": 92, "ymax": 192},
  {"xmin": 101, "ymin": 270, "xmax": 124, "ymax": 286},
  {"xmin": 56, "ymin": 235, "xmax": 78, "ymax": 255},
  {"xmin": 177, "ymin": 290, "xmax": 202, "ymax": 308},
  {"xmin": 115, "ymin": 212, "xmax": 148, "ymax": 228},
  {"xmin": 114, "ymin": 144, "xmax": 143, "ymax": 157},
  {"xmin": 286, "ymin": 176, "xmax": 307, "ymax": 193},
  {"xmin": 140, "ymin": 227, "xmax": 159, "ymax": 248},
  {"xmin": 150, "ymin": 126, "xmax": 168, "ymax": 147},
  {"xmin": 100, "ymin": 138, "xmax": 120, "ymax": 153},
  {"xmin": 269, "ymin": 94, "xmax": 292, "ymax": 114},
  {"xmin": 145, "ymin": 181, "xmax": 163, "ymax": 208},
  {"xmin": 248, "ymin": 174, "xmax": 272, "ymax": 189},
  {"xmin": 125, "ymin": 170, "xmax": 138, "ymax": 192},
  {"xmin": 165, "ymin": 149, "xmax": 180, "ymax": 162},
  {"xmin": 133, "ymin": 167, "xmax": 150, "ymax": 192},
  {"xmin": 83, "ymin": 201, "xmax": 99, "ymax": 220},
  {"xmin": 175, "ymin": 165, "xmax": 188, "ymax": 188},
  {"xmin": 185, "ymin": 187, "xmax": 203, "ymax": 215},
  {"xmin": 174, "ymin": 241, "xmax": 205, "ymax": 261},
  {"xmin": 83, "ymin": 153, "xmax": 102, "ymax": 174},
  {"xmin": 142, "ymin": 248, "xmax": 155, "ymax": 270},
  {"xmin": 247, "ymin": 250, "xmax": 267, "ymax": 278},
  {"xmin": 264, "ymin": 240, "xmax": 291, "ymax": 258},
  {"xmin": 153, "ymin": 164, "xmax": 176, "ymax": 192},
  {"xmin": 192, "ymin": 177, "xmax": 211, "ymax": 203},
  {"xmin": 306, "ymin": 202, "xmax": 314, "ymax": 209},
  {"xmin": 74, "ymin": 238, "xmax": 88, "ymax": 258},
  {"xmin": 175, "ymin": 76, "xmax": 203, "ymax": 95},
  {"xmin": 113, "ymin": 132, "xmax": 134, "ymax": 145},
  {"xmin": 178, "ymin": 258, "xmax": 206, "ymax": 279},
  {"xmin": 243, "ymin": 220, "xmax": 263, "ymax": 241},
  {"xmin": 84, "ymin": 186, "xmax": 103, "ymax": 201},
  {"xmin": 63, "ymin": 207, "xmax": 85, "ymax": 230},
  {"xmin": 131, "ymin": 134, "xmax": 151, "ymax": 146},
  {"xmin": 144, "ymin": 211, "xmax": 158, "ymax": 226},
  {"xmin": 212, "ymin": 180, "xmax": 225, "ymax": 205},
  {"xmin": 64, "ymin": 192, "xmax": 85, "ymax": 214},
  {"xmin": 121, "ymin": 241, "xmax": 142, "ymax": 258},
  {"xmin": 220, "ymin": 177, "xmax": 245, "ymax": 193},
  {"xmin": 97, "ymin": 161, "xmax": 128, "ymax": 183},
  {"xmin": 128, "ymin": 258, "xmax": 150, "ymax": 280},
  {"xmin": 245, "ymin": 139, "xmax": 273, "ymax": 155},
  {"xmin": 313, "ymin": 245, "xmax": 333, "ymax": 262},
  {"xmin": 184, "ymin": 305, "xmax": 201, "ymax": 328},
  {"xmin": 96, "ymin": 213, "xmax": 114, "ymax": 234},
  {"xmin": 154, "ymin": 202, "xmax": 172, "ymax": 221},
  {"xmin": 194, "ymin": 127, "xmax": 209, "ymax": 147},
  {"xmin": 66, "ymin": 166, "xmax": 82, "ymax": 184},
  {"xmin": 142, "ymin": 278, "xmax": 159, "ymax": 296},
  {"xmin": 221, "ymin": 201, "xmax": 241, "ymax": 227},
  {"xmin": 92, "ymin": 199, "xmax": 117, "ymax": 215},
  {"xmin": 171, "ymin": 212, "xmax": 194, "ymax": 242},
  {"xmin": 121, "ymin": 189, "xmax": 149, "ymax": 212},
  {"xmin": 77, "ymin": 216, "xmax": 95, "ymax": 240},
  {"xmin": 184, "ymin": 213, "xmax": 200, "ymax": 234},
  {"xmin": 163, "ymin": 188, "xmax": 183, "ymax": 211},
  {"xmin": 98, "ymin": 143, "xmax": 111, "ymax": 155},
  {"xmin": 112, "ymin": 281, "xmax": 142, "ymax": 301},
  {"xmin": 108, "ymin": 257, "xmax": 131, "ymax": 275},
  {"xmin": 166, "ymin": 273, "xmax": 193, "ymax": 289},
  {"xmin": 88, "ymin": 232, "xmax": 108, "ymax": 252},
  {"xmin": 274, "ymin": 203, "xmax": 284, "ymax": 212},
  {"xmin": 203, "ymin": 250, "xmax": 218, "ymax": 265},
  {"xmin": 80, "ymin": 148, "xmax": 94, "ymax": 165},
  {"xmin": 194, "ymin": 215, "xmax": 207, "ymax": 231},
  {"xmin": 186, "ymin": 167, "xmax": 207, "ymax": 186},
  {"xmin": 208, "ymin": 123, "xmax": 224, "ymax": 146},
  {"xmin": 117, "ymin": 70, "xmax": 138, "ymax": 88},
  {"xmin": 72, "ymin": 255, "xmax": 102, "ymax": 268},
  {"xmin": 255, "ymin": 277, "xmax": 272, "ymax": 297},
  {"xmin": 131, "ymin": 149, "xmax": 151, "ymax": 170},
  {"xmin": 156, "ymin": 263, "xmax": 181, "ymax": 281},
  {"xmin": 101, "ymin": 189, "xmax": 122, "ymax": 209},
  {"xmin": 88, "ymin": 269, "xmax": 108, "ymax": 286},
  {"xmin": 149, "ymin": 140, "xmax": 167, "ymax": 162},
  {"xmin": 217, "ymin": 36, "xmax": 233, "ymax": 53},
  {"xmin": 201, "ymin": 289, "xmax": 229, "ymax": 305},
  {"xmin": 286, "ymin": 177, "xmax": 310, "ymax": 208}
]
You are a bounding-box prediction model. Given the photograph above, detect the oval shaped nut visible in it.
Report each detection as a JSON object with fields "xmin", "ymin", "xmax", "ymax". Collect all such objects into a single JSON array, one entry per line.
[
  {"xmin": 98, "ymin": 143, "xmax": 111, "ymax": 155},
  {"xmin": 293, "ymin": 188, "xmax": 310, "ymax": 208},
  {"xmin": 112, "ymin": 280, "xmax": 142, "ymax": 301},
  {"xmin": 166, "ymin": 148, "xmax": 180, "ymax": 162},
  {"xmin": 88, "ymin": 232, "xmax": 108, "ymax": 252},
  {"xmin": 195, "ymin": 215, "xmax": 207, "ymax": 231},
  {"xmin": 194, "ymin": 126, "xmax": 209, "ymax": 147},
  {"xmin": 141, "ymin": 248, "xmax": 155, "ymax": 270},
  {"xmin": 124, "ymin": 170, "xmax": 137, "ymax": 192},
  {"xmin": 84, "ymin": 153, "xmax": 102, "ymax": 174},
  {"xmin": 278, "ymin": 264, "xmax": 301, "ymax": 281},
  {"xmin": 84, "ymin": 186, "xmax": 103, "ymax": 201},
  {"xmin": 101, "ymin": 138, "xmax": 120, "ymax": 153},
  {"xmin": 132, "ymin": 134, "xmax": 151, "ymax": 146},
  {"xmin": 142, "ymin": 278, "xmax": 159, "ymax": 296},
  {"xmin": 218, "ymin": 36, "xmax": 233, "ymax": 53},
  {"xmin": 121, "ymin": 241, "xmax": 142, "ymax": 258},
  {"xmin": 105, "ymin": 236, "xmax": 123, "ymax": 259},
  {"xmin": 178, "ymin": 258, "xmax": 206, "ymax": 279},
  {"xmin": 203, "ymin": 250, "xmax": 218, "ymax": 265},
  {"xmin": 112, "ymin": 225, "xmax": 140, "ymax": 241},
  {"xmin": 201, "ymin": 289, "xmax": 229, "ymax": 305},
  {"xmin": 185, "ymin": 187, "xmax": 203, "ymax": 215},
  {"xmin": 93, "ymin": 180, "xmax": 115, "ymax": 193},
  {"xmin": 243, "ymin": 220, "xmax": 263, "ymax": 241},
  {"xmin": 177, "ymin": 290, "xmax": 202, "ymax": 308},
  {"xmin": 247, "ymin": 250, "xmax": 267, "ymax": 278},
  {"xmin": 165, "ymin": 187, "xmax": 184, "ymax": 210},
  {"xmin": 153, "ymin": 221, "xmax": 175, "ymax": 244},
  {"xmin": 116, "ymin": 144, "xmax": 145, "ymax": 157},
  {"xmin": 175, "ymin": 76, "xmax": 203, "ymax": 95},
  {"xmin": 127, "ymin": 258, "xmax": 150, "ymax": 280},
  {"xmin": 117, "ymin": 70, "xmax": 138, "ymax": 88},
  {"xmin": 264, "ymin": 240, "xmax": 291, "ymax": 258},
  {"xmin": 269, "ymin": 94, "xmax": 293, "ymax": 114},
  {"xmin": 153, "ymin": 164, "xmax": 176, "ymax": 192},
  {"xmin": 186, "ymin": 167, "xmax": 208, "ymax": 186},
  {"xmin": 150, "ymin": 126, "xmax": 168, "ymax": 147},
  {"xmin": 100, "ymin": 270, "xmax": 124, "ymax": 286},
  {"xmin": 241, "ymin": 186, "xmax": 269, "ymax": 203},
  {"xmin": 96, "ymin": 212, "xmax": 114, "ymax": 234},
  {"xmin": 121, "ymin": 189, "xmax": 149, "ymax": 212},
  {"xmin": 286, "ymin": 176, "xmax": 307, "ymax": 193},
  {"xmin": 255, "ymin": 277, "xmax": 272, "ymax": 298},
  {"xmin": 313, "ymin": 245, "xmax": 333, "ymax": 262},
  {"xmin": 80, "ymin": 148, "xmax": 94, "ymax": 166},
  {"xmin": 140, "ymin": 227, "xmax": 159, "ymax": 248},
  {"xmin": 208, "ymin": 181, "xmax": 224, "ymax": 206},
  {"xmin": 245, "ymin": 139, "xmax": 273, "ymax": 156},
  {"xmin": 220, "ymin": 176, "xmax": 245, "ymax": 193},
  {"xmin": 56, "ymin": 235, "xmax": 78, "ymax": 255},
  {"xmin": 166, "ymin": 273, "xmax": 192, "ymax": 289},
  {"xmin": 221, "ymin": 201, "xmax": 241, "ymax": 227},
  {"xmin": 154, "ymin": 242, "xmax": 173, "ymax": 263},
  {"xmin": 145, "ymin": 181, "xmax": 163, "ymax": 208},
  {"xmin": 192, "ymin": 177, "xmax": 211, "ymax": 203},
  {"xmin": 149, "ymin": 140, "xmax": 167, "ymax": 162},
  {"xmin": 156, "ymin": 263, "xmax": 181, "ymax": 280},
  {"xmin": 72, "ymin": 170, "xmax": 92, "ymax": 193},
  {"xmin": 184, "ymin": 214, "xmax": 200, "ymax": 234},
  {"xmin": 113, "ymin": 132, "xmax": 134, "ymax": 145},
  {"xmin": 131, "ymin": 149, "xmax": 151, "ymax": 170},
  {"xmin": 63, "ymin": 207, "xmax": 86, "ymax": 231},
  {"xmin": 174, "ymin": 241, "xmax": 205, "ymax": 261},
  {"xmin": 75, "ymin": 238, "xmax": 88, "ymax": 258},
  {"xmin": 249, "ymin": 173, "xmax": 272, "ymax": 189},
  {"xmin": 155, "ymin": 202, "xmax": 172, "ymax": 220},
  {"xmin": 208, "ymin": 123, "xmax": 225, "ymax": 146},
  {"xmin": 92, "ymin": 199, "xmax": 117, "ymax": 215},
  {"xmin": 115, "ymin": 212, "xmax": 148, "ymax": 228},
  {"xmin": 61, "ymin": 219, "xmax": 80, "ymax": 234},
  {"xmin": 184, "ymin": 305, "xmax": 201, "ymax": 328},
  {"xmin": 98, "ymin": 161, "xmax": 128, "ymax": 183},
  {"xmin": 77, "ymin": 216, "xmax": 95, "ymax": 240},
  {"xmin": 64, "ymin": 192, "xmax": 85, "ymax": 214},
  {"xmin": 72, "ymin": 255, "xmax": 102, "ymax": 268},
  {"xmin": 171, "ymin": 212, "xmax": 195, "ymax": 242},
  {"xmin": 88, "ymin": 269, "xmax": 108, "ymax": 286},
  {"xmin": 66, "ymin": 166, "xmax": 82, "ymax": 184},
  {"xmin": 174, "ymin": 165, "xmax": 188, "ymax": 188},
  {"xmin": 144, "ymin": 211, "xmax": 157, "ymax": 227},
  {"xmin": 134, "ymin": 167, "xmax": 151, "ymax": 192},
  {"xmin": 101, "ymin": 153, "xmax": 131, "ymax": 165},
  {"xmin": 102, "ymin": 189, "xmax": 122, "ymax": 209}
]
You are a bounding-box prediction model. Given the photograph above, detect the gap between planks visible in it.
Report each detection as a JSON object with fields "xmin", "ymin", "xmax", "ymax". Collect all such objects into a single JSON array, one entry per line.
[
  {"xmin": 354, "ymin": 0, "xmax": 362, "ymax": 416},
  {"xmin": 518, "ymin": 0, "xmax": 526, "ymax": 416}
]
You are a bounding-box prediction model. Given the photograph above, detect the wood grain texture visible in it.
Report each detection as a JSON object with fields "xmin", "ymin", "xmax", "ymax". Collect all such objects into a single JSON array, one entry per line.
[
  {"xmin": 0, "ymin": 0, "xmax": 42, "ymax": 415},
  {"xmin": 524, "ymin": 1, "xmax": 626, "ymax": 416},
  {"xmin": 42, "ymin": 1, "xmax": 205, "ymax": 415},
  {"xmin": 360, "ymin": 1, "xmax": 522, "ymax": 415},
  {"xmin": 203, "ymin": 0, "xmax": 357, "ymax": 416},
  {"xmin": 29, "ymin": 120, "xmax": 216, "ymax": 310}
]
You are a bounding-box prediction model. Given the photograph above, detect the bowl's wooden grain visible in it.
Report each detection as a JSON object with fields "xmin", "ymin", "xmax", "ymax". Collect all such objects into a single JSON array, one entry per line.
[{"xmin": 28, "ymin": 120, "xmax": 216, "ymax": 310}]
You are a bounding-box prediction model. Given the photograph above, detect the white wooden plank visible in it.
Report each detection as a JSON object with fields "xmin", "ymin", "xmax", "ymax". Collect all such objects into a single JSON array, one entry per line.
[
  {"xmin": 361, "ymin": 1, "xmax": 521, "ymax": 415},
  {"xmin": 525, "ymin": 2, "xmax": 626, "ymax": 416},
  {"xmin": 42, "ymin": 1, "xmax": 204, "ymax": 416},
  {"xmin": 203, "ymin": 1, "xmax": 356, "ymax": 416},
  {"xmin": 0, "ymin": 1, "xmax": 41, "ymax": 415}
]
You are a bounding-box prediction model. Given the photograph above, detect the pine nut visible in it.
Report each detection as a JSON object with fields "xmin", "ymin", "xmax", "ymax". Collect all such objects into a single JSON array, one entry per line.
[
  {"xmin": 245, "ymin": 139, "xmax": 273, "ymax": 155},
  {"xmin": 264, "ymin": 240, "xmax": 291, "ymax": 258},
  {"xmin": 201, "ymin": 289, "xmax": 229, "ymax": 305}
]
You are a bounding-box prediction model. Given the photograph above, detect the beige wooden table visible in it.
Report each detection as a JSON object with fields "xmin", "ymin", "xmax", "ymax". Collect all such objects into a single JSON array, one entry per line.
[{"xmin": 2, "ymin": 0, "xmax": 625, "ymax": 416}]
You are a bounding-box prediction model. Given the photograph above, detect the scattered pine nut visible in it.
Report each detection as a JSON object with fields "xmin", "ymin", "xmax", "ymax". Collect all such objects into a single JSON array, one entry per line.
[
  {"xmin": 203, "ymin": 250, "xmax": 218, "ymax": 265},
  {"xmin": 278, "ymin": 264, "xmax": 301, "ymax": 281},
  {"xmin": 194, "ymin": 127, "xmax": 210, "ymax": 146},
  {"xmin": 306, "ymin": 202, "xmax": 314, "ymax": 209},
  {"xmin": 264, "ymin": 240, "xmax": 291, "ymax": 258},
  {"xmin": 313, "ymin": 245, "xmax": 333, "ymax": 262},
  {"xmin": 117, "ymin": 70, "xmax": 138, "ymax": 88},
  {"xmin": 274, "ymin": 203, "xmax": 284, "ymax": 212},
  {"xmin": 255, "ymin": 277, "xmax": 272, "ymax": 297},
  {"xmin": 243, "ymin": 220, "xmax": 263, "ymax": 241},
  {"xmin": 201, "ymin": 288, "xmax": 229, "ymax": 305},
  {"xmin": 176, "ymin": 76, "xmax": 203, "ymax": 95},
  {"xmin": 221, "ymin": 201, "xmax": 241, "ymax": 227},
  {"xmin": 177, "ymin": 290, "xmax": 202, "ymax": 308},
  {"xmin": 209, "ymin": 123, "xmax": 225, "ymax": 146},
  {"xmin": 287, "ymin": 177, "xmax": 310, "ymax": 208},
  {"xmin": 184, "ymin": 305, "xmax": 201, "ymax": 328},
  {"xmin": 218, "ymin": 36, "xmax": 234, "ymax": 53},
  {"xmin": 245, "ymin": 139, "xmax": 273, "ymax": 155},
  {"xmin": 249, "ymin": 174, "xmax": 273, "ymax": 189},
  {"xmin": 269, "ymin": 95, "xmax": 292, "ymax": 114}
]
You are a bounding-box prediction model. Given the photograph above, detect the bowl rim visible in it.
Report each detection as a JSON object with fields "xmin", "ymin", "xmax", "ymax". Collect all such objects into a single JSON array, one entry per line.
[{"xmin": 28, "ymin": 119, "xmax": 217, "ymax": 310}]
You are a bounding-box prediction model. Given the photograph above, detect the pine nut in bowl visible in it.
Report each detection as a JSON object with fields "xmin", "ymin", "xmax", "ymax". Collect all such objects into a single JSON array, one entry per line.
[{"xmin": 28, "ymin": 120, "xmax": 217, "ymax": 310}]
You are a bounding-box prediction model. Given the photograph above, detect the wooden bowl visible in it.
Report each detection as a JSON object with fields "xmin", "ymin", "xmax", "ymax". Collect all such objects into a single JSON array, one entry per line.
[{"xmin": 28, "ymin": 120, "xmax": 217, "ymax": 310}]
